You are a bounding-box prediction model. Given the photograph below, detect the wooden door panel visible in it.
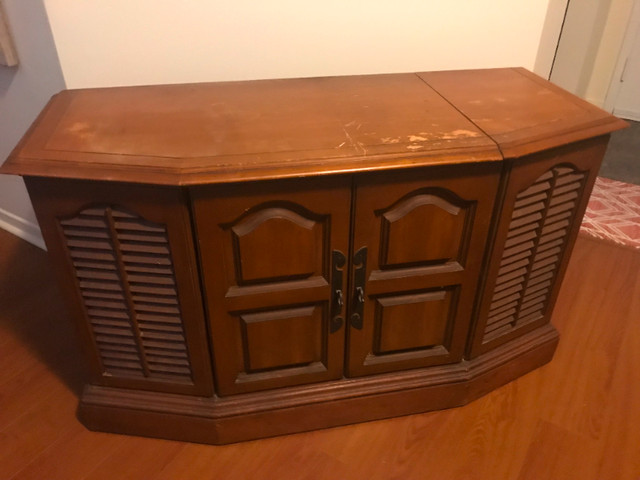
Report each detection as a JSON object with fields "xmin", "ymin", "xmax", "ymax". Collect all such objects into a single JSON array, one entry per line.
[
  {"xmin": 229, "ymin": 205, "xmax": 324, "ymax": 284},
  {"xmin": 192, "ymin": 177, "xmax": 351, "ymax": 395},
  {"xmin": 374, "ymin": 288, "xmax": 455, "ymax": 354},
  {"xmin": 239, "ymin": 303, "xmax": 324, "ymax": 373},
  {"xmin": 348, "ymin": 164, "xmax": 500, "ymax": 376},
  {"xmin": 380, "ymin": 192, "xmax": 468, "ymax": 267}
]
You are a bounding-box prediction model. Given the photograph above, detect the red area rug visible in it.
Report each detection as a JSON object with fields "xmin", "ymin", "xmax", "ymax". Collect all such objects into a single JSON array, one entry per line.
[{"xmin": 581, "ymin": 177, "xmax": 640, "ymax": 249}]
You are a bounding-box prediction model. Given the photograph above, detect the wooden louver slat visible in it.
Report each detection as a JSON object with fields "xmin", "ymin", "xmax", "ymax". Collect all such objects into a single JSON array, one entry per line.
[
  {"xmin": 482, "ymin": 166, "xmax": 586, "ymax": 343},
  {"xmin": 60, "ymin": 206, "xmax": 194, "ymax": 384}
]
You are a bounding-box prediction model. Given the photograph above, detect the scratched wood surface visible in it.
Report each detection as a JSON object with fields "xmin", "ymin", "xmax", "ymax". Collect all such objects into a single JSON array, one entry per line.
[
  {"xmin": 0, "ymin": 73, "xmax": 498, "ymax": 185},
  {"xmin": 0, "ymin": 68, "xmax": 625, "ymax": 185},
  {"xmin": 1, "ymin": 227, "xmax": 638, "ymax": 479}
]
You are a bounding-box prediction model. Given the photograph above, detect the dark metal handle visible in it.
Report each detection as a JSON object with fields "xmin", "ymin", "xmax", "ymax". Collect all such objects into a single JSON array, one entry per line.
[
  {"xmin": 350, "ymin": 247, "xmax": 367, "ymax": 330},
  {"xmin": 330, "ymin": 250, "xmax": 346, "ymax": 333}
]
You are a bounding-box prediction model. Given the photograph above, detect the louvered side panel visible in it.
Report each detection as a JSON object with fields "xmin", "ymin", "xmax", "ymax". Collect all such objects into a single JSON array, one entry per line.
[
  {"xmin": 514, "ymin": 168, "xmax": 585, "ymax": 329},
  {"xmin": 112, "ymin": 208, "xmax": 193, "ymax": 381},
  {"xmin": 482, "ymin": 172, "xmax": 552, "ymax": 341},
  {"xmin": 60, "ymin": 205, "xmax": 194, "ymax": 385},
  {"xmin": 61, "ymin": 209, "xmax": 146, "ymax": 378},
  {"xmin": 482, "ymin": 166, "xmax": 586, "ymax": 344}
]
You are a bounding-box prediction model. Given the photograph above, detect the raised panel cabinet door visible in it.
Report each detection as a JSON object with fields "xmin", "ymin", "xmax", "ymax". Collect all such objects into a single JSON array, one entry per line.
[
  {"xmin": 469, "ymin": 137, "xmax": 610, "ymax": 356},
  {"xmin": 25, "ymin": 178, "xmax": 214, "ymax": 396},
  {"xmin": 191, "ymin": 176, "xmax": 351, "ymax": 395},
  {"xmin": 347, "ymin": 163, "xmax": 501, "ymax": 376}
]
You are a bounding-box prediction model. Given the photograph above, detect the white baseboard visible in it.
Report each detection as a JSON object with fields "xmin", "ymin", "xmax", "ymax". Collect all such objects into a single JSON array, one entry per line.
[
  {"xmin": 0, "ymin": 207, "xmax": 46, "ymax": 250},
  {"xmin": 612, "ymin": 108, "xmax": 640, "ymax": 122}
]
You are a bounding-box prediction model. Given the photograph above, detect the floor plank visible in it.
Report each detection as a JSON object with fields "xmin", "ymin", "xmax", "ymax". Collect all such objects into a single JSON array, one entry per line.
[{"xmin": 1, "ymin": 229, "xmax": 639, "ymax": 479}]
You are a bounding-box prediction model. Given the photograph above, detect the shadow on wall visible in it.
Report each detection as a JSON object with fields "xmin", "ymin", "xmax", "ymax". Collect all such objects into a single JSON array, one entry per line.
[
  {"xmin": 0, "ymin": 0, "xmax": 65, "ymax": 247},
  {"xmin": 0, "ymin": 0, "xmax": 64, "ymax": 133},
  {"xmin": 0, "ymin": 60, "xmax": 18, "ymax": 96}
]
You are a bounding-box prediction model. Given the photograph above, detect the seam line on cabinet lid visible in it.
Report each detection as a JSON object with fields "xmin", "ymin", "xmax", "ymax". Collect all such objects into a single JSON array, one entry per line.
[{"xmin": 413, "ymin": 72, "xmax": 505, "ymax": 161}]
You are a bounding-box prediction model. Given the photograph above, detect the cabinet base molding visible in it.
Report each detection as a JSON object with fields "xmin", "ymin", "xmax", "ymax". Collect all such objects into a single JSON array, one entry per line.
[{"xmin": 79, "ymin": 324, "xmax": 558, "ymax": 445}]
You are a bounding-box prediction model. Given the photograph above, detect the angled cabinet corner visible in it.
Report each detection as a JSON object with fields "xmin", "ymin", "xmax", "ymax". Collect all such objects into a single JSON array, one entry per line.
[
  {"xmin": 25, "ymin": 177, "xmax": 214, "ymax": 396},
  {"xmin": 469, "ymin": 137, "xmax": 610, "ymax": 357}
]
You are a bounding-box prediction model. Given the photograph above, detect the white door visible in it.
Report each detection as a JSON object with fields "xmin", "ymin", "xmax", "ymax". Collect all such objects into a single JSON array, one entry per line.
[{"xmin": 613, "ymin": 10, "xmax": 640, "ymax": 120}]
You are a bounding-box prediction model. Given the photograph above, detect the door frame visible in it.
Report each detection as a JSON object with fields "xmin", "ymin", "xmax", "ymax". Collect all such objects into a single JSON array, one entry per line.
[{"xmin": 603, "ymin": 0, "xmax": 640, "ymax": 114}]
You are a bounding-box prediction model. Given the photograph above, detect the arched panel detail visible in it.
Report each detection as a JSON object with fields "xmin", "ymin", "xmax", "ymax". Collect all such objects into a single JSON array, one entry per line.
[
  {"xmin": 378, "ymin": 189, "xmax": 473, "ymax": 269},
  {"xmin": 231, "ymin": 207, "xmax": 316, "ymax": 236},
  {"xmin": 227, "ymin": 203, "xmax": 327, "ymax": 285}
]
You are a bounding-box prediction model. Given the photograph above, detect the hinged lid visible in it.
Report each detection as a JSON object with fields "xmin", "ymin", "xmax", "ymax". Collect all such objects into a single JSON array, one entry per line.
[{"xmin": 418, "ymin": 68, "xmax": 627, "ymax": 159}]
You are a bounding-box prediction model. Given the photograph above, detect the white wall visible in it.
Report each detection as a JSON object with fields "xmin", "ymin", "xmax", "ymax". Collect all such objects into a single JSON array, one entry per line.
[
  {"xmin": 611, "ymin": 11, "xmax": 640, "ymax": 120},
  {"xmin": 593, "ymin": 0, "xmax": 637, "ymax": 110},
  {"xmin": 550, "ymin": 0, "xmax": 611, "ymax": 95},
  {"xmin": 2, "ymin": 0, "xmax": 555, "ymax": 247},
  {"xmin": 44, "ymin": 0, "xmax": 552, "ymax": 89},
  {"xmin": 550, "ymin": 0, "xmax": 634, "ymax": 107},
  {"xmin": 534, "ymin": 0, "xmax": 570, "ymax": 78},
  {"xmin": 0, "ymin": 0, "xmax": 66, "ymax": 249}
]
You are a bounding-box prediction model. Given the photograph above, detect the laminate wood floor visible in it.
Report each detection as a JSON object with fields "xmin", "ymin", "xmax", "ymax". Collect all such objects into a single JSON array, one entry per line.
[{"xmin": 1, "ymin": 228, "xmax": 639, "ymax": 479}]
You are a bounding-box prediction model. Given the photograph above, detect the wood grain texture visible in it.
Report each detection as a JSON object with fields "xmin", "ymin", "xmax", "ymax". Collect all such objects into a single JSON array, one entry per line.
[
  {"xmin": 374, "ymin": 289, "xmax": 451, "ymax": 353},
  {"xmin": 78, "ymin": 323, "xmax": 558, "ymax": 444},
  {"xmin": 379, "ymin": 191, "xmax": 465, "ymax": 267},
  {"xmin": 1, "ymin": 68, "xmax": 625, "ymax": 185},
  {"xmin": 2, "ymin": 229, "xmax": 639, "ymax": 478},
  {"xmin": 418, "ymin": 68, "xmax": 628, "ymax": 159},
  {"xmin": 0, "ymin": 73, "xmax": 499, "ymax": 184}
]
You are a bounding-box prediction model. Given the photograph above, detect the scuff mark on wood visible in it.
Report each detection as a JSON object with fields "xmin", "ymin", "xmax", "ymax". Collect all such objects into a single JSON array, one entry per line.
[
  {"xmin": 66, "ymin": 122, "xmax": 97, "ymax": 142},
  {"xmin": 343, "ymin": 128, "xmax": 367, "ymax": 155},
  {"xmin": 440, "ymin": 129, "xmax": 482, "ymax": 140}
]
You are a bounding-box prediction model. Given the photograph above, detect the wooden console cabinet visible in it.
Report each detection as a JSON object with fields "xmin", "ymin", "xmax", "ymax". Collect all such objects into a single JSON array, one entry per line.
[{"xmin": 1, "ymin": 68, "xmax": 626, "ymax": 444}]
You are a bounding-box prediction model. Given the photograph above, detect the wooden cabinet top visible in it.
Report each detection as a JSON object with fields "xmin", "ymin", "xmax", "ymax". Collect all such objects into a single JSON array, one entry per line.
[{"xmin": 1, "ymin": 68, "xmax": 626, "ymax": 185}]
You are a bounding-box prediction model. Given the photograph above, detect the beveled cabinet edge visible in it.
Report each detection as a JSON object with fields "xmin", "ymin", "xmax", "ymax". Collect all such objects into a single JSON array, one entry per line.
[
  {"xmin": 79, "ymin": 323, "xmax": 558, "ymax": 444},
  {"xmin": 1, "ymin": 146, "xmax": 502, "ymax": 186},
  {"xmin": 24, "ymin": 177, "xmax": 215, "ymax": 397}
]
